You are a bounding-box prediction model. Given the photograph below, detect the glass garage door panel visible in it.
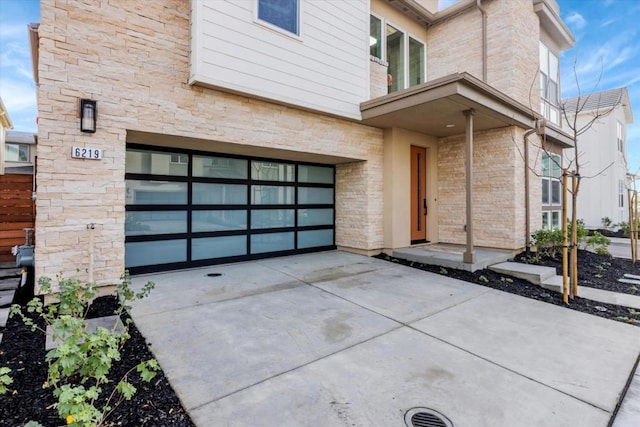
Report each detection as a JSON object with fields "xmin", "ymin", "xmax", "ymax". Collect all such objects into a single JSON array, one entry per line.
[
  {"xmin": 298, "ymin": 187, "xmax": 334, "ymax": 204},
  {"xmin": 192, "ymin": 210, "xmax": 247, "ymax": 232},
  {"xmin": 251, "ymin": 185, "xmax": 294, "ymax": 205},
  {"xmin": 125, "ymin": 211, "xmax": 187, "ymax": 236},
  {"xmin": 298, "ymin": 209, "xmax": 333, "ymax": 227},
  {"xmin": 192, "ymin": 236, "xmax": 247, "ymax": 260},
  {"xmin": 251, "ymin": 232, "xmax": 294, "ymax": 254},
  {"xmin": 298, "ymin": 229, "xmax": 334, "ymax": 249},
  {"xmin": 126, "ymin": 180, "xmax": 187, "ymax": 205},
  {"xmin": 193, "ymin": 156, "xmax": 248, "ymax": 179},
  {"xmin": 298, "ymin": 165, "xmax": 334, "ymax": 184},
  {"xmin": 251, "ymin": 209, "xmax": 294, "ymax": 229},
  {"xmin": 126, "ymin": 150, "xmax": 188, "ymax": 176},
  {"xmin": 125, "ymin": 240, "xmax": 187, "ymax": 267},
  {"xmin": 251, "ymin": 161, "xmax": 295, "ymax": 181},
  {"xmin": 193, "ymin": 183, "xmax": 247, "ymax": 205}
]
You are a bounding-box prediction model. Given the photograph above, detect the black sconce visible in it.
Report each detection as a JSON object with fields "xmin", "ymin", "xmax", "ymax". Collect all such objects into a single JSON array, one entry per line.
[{"xmin": 80, "ymin": 99, "xmax": 97, "ymax": 133}]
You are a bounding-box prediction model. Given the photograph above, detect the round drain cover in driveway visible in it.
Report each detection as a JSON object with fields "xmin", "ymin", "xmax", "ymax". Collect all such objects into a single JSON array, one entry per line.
[{"xmin": 404, "ymin": 408, "xmax": 453, "ymax": 427}]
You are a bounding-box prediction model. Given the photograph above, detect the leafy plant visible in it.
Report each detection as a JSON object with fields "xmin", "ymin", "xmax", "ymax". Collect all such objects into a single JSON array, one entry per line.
[
  {"xmin": 585, "ymin": 231, "xmax": 611, "ymax": 257},
  {"xmin": 0, "ymin": 367, "xmax": 13, "ymax": 394},
  {"xmin": 439, "ymin": 267, "xmax": 448, "ymax": 275},
  {"xmin": 601, "ymin": 216, "xmax": 612, "ymax": 229},
  {"xmin": 478, "ymin": 275, "xmax": 489, "ymax": 283},
  {"xmin": 10, "ymin": 272, "xmax": 157, "ymax": 427},
  {"xmin": 531, "ymin": 228, "xmax": 563, "ymax": 260}
]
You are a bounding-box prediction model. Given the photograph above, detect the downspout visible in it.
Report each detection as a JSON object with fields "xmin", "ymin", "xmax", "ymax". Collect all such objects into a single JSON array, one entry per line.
[
  {"xmin": 476, "ymin": 0, "xmax": 487, "ymax": 82},
  {"xmin": 523, "ymin": 126, "xmax": 538, "ymax": 257}
]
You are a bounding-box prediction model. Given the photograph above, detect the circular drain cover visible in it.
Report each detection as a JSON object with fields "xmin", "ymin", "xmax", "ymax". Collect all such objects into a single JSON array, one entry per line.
[
  {"xmin": 405, "ymin": 408, "xmax": 453, "ymax": 427},
  {"xmin": 207, "ymin": 273, "xmax": 222, "ymax": 277}
]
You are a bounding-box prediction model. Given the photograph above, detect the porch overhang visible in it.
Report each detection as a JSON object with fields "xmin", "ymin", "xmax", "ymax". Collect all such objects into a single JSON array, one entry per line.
[{"xmin": 360, "ymin": 73, "xmax": 535, "ymax": 136}]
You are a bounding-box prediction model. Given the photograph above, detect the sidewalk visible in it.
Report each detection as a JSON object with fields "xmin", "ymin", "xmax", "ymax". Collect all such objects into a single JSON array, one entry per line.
[{"xmin": 130, "ymin": 251, "xmax": 640, "ymax": 426}]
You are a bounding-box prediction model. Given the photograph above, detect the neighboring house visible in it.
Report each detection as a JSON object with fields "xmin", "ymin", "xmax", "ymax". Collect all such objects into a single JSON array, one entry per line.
[
  {"xmin": 30, "ymin": 0, "xmax": 574, "ymax": 288},
  {"xmin": 562, "ymin": 88, "xmax": 634, "ymax": 229},
  {"xmin": 0, "ymin": 96, "xmax": 14, "ymax": 175},
  {"xmin": 4, "ymin": 131, "xmax": 37, "ymax": 175}
]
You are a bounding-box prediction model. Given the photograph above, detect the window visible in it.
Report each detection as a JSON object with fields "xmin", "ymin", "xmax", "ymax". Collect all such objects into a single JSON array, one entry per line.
[
  {"xmin": 5, "ymin": 143, "xmax": 29, "ymax": 162},
  {"xmin": 540, "ymin": 42, "xmax": 560, "ymax": 125},
  {"xmin": 542, "ymin": 153, "xmax": 562, "ymax": 230},
  {"xmin": 258, "ymin": 0, "xmax": 299, "ymax": 35},
  {"xmin": 408, "ymin": 37, "xmax": 425, "ymax": 86},
  {"xmin": 619, "ymin": 179, "xmax": 625, "ymax": 208},
  {"xmin": 370, "ymin": 16, "xmax": 426, "ymax": 94},
  {"xmin": 370, "ymin": 15, "xmax": 382, "ymax": 59},
  {"xmin": 617, "ymin": 121, "xmax": 624, "ymax": 153},
  {"xmin": 386, "ymin": 24, "xmax": 404, "ymax": 93}
]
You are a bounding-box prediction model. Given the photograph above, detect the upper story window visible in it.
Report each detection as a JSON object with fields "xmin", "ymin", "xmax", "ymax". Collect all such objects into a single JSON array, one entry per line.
[
  {"xmin": 5, "ymin": 143, "xmax": 30, "ymax": 162},
  {"xmin": 370, "ymin": 15, "xmax": 425, "ymax": 94},
  {"xmin": 617, "ymin": 121, "xmax": 624, "ymax": 152},
  {"xmin": 258, "ymin": 0, "xmax": 299, "ymax": 35},
  {"xmin": 539, "ymin": 42, "xmax": 560, "ymax": 125}
]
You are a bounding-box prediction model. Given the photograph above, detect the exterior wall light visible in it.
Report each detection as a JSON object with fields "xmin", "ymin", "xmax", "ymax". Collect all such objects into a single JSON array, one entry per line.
[{"xmin": 80, "ymin": 99, "xmax": 97, "ymax": 133}]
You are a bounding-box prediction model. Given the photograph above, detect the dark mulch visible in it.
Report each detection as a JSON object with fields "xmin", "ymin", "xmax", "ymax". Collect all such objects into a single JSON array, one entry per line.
[
  {"xmin": 375, "ymin": 253, "xmax": 640, "ymax": 326},
  {"xmin": 513, "ymin": 249, "xmax": 640, "ymax": 296},
  {"xmin": 0, "ymin": 292, "xmax": 195, "ymax": 427}
]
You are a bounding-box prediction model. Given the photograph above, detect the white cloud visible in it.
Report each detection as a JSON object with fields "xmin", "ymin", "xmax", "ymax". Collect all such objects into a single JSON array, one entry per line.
[{"xmin": 566, "ymin": 12, "xmax": 587, "ymax": 30}]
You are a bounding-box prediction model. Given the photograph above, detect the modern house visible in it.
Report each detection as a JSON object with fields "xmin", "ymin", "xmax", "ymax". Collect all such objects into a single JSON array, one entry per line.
[
  {"xmin": 3, "ymin": 131, "xmax": 37, "ymax": 175},
  {"xmin": 562, "ymin": 87, "xmax": 634, "ymax": 229},
  {"xmin": 29, "ymin": 0, "xmax": 574, "ymax": 289}
]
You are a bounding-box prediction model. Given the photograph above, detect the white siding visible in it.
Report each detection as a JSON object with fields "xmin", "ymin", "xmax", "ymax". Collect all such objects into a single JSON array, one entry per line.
[{"xmin": 190, "ymin": 0, "xmax": 369, "ymax": 119}]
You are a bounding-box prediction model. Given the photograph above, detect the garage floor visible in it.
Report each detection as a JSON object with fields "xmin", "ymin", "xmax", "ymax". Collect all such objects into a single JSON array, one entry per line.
[{"xmin": 130, "ymin": 251, "xmax": 640, "ymax": 426}]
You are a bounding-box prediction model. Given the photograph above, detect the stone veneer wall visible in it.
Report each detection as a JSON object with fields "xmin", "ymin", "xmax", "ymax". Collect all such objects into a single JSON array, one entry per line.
[
  {"xmin": 35, "ymin": 0, "xmax": 384, "ymax": 287},
  {"xmin": 428, "ymin": 0, "xmax": 541, "ymax": 109},
  {"xmin": 438, "ymin": 126, "xmax": 542, "ymax": 250}
]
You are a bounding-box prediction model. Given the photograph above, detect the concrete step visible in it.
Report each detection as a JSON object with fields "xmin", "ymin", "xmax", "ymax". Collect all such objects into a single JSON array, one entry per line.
[
  {"xmin": 489, "ymin": 262, "xmax": 557, "ymax": 285},
  {"xmin": 0, "ymin": 268, "xmax": 20, "ymax": 280},
  {"xmin": 619, "ymin": 278, "xmax": 640, "ymax": 286},
  {"xmin": 0, "ymin": 277, "xmax": 19, "ymax": 291},
  {"xmin": 0, "ymin": 307, "xmax": 9, "ymax": 328},
  {"xmin": 541, "ymin": 275, "xmax": 564, "ymax": 293},
  {"xmin": 0, "ymin": 290, "xmax": 15, "ymax": 307},
  {"xmin": 624, "ymin": 274, "xmax": 640, "ymax": 280}
]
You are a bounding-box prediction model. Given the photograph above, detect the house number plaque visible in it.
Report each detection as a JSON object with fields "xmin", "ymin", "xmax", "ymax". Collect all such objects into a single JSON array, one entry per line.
[{"xmin": 71, "ymin": 146, "xmax": 102, "ymax": 160}]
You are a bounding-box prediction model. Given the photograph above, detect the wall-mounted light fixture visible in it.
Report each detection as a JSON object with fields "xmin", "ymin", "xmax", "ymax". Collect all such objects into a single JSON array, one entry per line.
[{"xmin": 80, "ymin": 99, "xmax": 97, "ymax": 133}]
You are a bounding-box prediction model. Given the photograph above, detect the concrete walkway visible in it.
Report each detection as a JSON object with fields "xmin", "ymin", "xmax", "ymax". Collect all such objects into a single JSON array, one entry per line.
[{"xmin": 130, "ymin": 251, "xmax": 640, "ymax": 427}]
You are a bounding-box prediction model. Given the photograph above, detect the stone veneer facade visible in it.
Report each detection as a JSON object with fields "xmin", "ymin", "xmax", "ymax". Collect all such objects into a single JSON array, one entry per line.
[{"xmin": 35, "ymin": 0, "xmax": 383, "ymax": 286}]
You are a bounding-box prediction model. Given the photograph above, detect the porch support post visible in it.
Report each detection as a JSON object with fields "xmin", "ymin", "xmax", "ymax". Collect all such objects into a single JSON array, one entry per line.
[{"xmin": 463, "ymin": 109, "xmax": 476, "ymax": 264}]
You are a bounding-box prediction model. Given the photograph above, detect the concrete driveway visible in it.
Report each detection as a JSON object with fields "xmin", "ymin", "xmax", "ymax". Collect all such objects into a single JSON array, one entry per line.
[{"xmin": 130, "ymin": 251, "xmax": 640, "ymax": 426}]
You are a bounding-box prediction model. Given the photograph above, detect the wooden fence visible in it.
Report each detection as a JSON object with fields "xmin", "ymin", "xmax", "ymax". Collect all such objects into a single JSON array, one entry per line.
[{"xmin": 0, "ymin": 174, "xmax": 35, "ymax": 263}]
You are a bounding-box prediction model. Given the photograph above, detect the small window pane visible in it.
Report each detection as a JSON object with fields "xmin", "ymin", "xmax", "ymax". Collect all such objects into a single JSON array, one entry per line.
[
  {"xmin": 251, "ymin": 161, "xmax": 295, "ymax": 182},
  {"xmin": 550, "ymin": 155, "xmax": 561, "ymax": 178},
  {"xmin": 125, "ymin": 239, "xmax": 186, "ymax": 268},
  {"xmin": 386, "ymin": 24, "xmax": 404, "ymax": 93},
  {"xmin": 551, "ymin": 211, "xmax": 560, "ymax": 230},
  {"xmin": 126, "ymin": 180, "xmax": 187, "ymax": 205},
  {"xmin": 370, "ymin": 15, "xmax": 382, "ymax": 58},
  {"xmin": 298, "ymin": 229, "xmax": 333, "ymax": 249},
  {"xmin": 551, "ymin": 180, "xmax": 561, "ymax": 205},
  {"xmin": 539, "ymin": 42, "xmax": 548, "ymax": 74},
  {"xmin": 542, "ymin": 212, "xmax": 549, "ymax": 230},
  {"xmin": 125, "ymin": 211, "xmax": 187, "ymax": 236},
  {"xmin": 258, "ymin": 0, "xmax": 298, "ymax": 35},
  {"xmin": 298, "ymin": 208, "xmax": 333, "ymax": 226},
  {"xmin": 542, "ymin": 178, "xmax": 549, "ymax": 204},
  {"xmin": 251, "ymin": 209, "xmax": 294, "ymax": 229},
  {"xmin": 126, "ymin": 149, "xmax": 188, "ymax": 176},
  {"xmin": 549, "ymin": 52, "xmax": 558, "ymax": 83},
  {"xmin": 252, "ymin": 185, "xmax": 294, "ymax": 204},
  {"xmin": 251, "ymin": 232, "xmax": 294, "ymax": 254},
  {"xmin": 298, "ymin": 187, "xmax": 333, "ymax": 204},
  {"xmin": 298, "ymin": 165, "xmax": 333, "ymax": 184},
  {"xmin": 409, "ymin": 37, "xmax": 425, "ymax": 87},
  {"xmin": 193, "ymin": 183, "xmax": 247, "ymax": 205},
  {"xmin": 548, "ymin": 80, "xmax": 558, "ymax": 105},
  {"xmin": 192, "ymin": 210, "xmax": 247, "ymax": 232},
  {"xmin": 192, "ymin": 235, "xmax": 247, "ymax": 260},
  {"xmin": 541, "ymin": 153, "xmax": 550, "ymax": 177},
  {"xmin": 193, "ymin": 156, "xmax": 247, "ymax": 179}
]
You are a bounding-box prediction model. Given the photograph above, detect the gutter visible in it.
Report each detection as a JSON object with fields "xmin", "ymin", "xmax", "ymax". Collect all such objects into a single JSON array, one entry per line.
[
  {"xmin": 476, "ymin": 0, "xmax": 487, "ymax": 82},
  {"xmin": 523, "ymin": 126, "xmax": 537, "ymax": 256}
]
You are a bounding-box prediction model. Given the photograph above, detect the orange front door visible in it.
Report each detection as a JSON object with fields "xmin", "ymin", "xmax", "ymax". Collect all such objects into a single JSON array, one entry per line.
[{"xmin": 410, "ymin": 146, "xmax": 427, "ymax": 243}]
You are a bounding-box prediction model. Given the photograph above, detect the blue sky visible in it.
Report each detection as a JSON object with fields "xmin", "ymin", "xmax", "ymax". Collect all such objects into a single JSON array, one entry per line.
[{"xmin": 1, "ymin": 0, "xmax": 639, "ymax": 169}]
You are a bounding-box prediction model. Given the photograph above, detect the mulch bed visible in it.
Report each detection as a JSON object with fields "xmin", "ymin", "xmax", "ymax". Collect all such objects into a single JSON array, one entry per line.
[
  {"xmin": 0, "ymin": 293, "xmax": 195, "ymax": 427},
  {"xmin": 375, "ymin": 251, "xmax": 640, "ymax": 326}
]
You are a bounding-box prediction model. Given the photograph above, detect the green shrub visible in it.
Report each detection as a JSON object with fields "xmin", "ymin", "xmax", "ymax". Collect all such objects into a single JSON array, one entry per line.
[
  {"xmin": 531, "ymin": 228, "xmax": 563, "ymax": 260},
  {"xmin": 586, "ymin": 231, "xmax": 611, "ymax": 257},
  {"xmin": 9, "ymin": 272, "xmax": 157, "ymax": 427},
  {"xmin": 601, "ymin": 217, "xmax": 613, "ymax": 229}
]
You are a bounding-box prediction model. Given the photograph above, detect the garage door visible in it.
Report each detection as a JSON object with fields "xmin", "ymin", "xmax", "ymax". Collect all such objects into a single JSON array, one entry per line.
[{"xmin": 124, "ymin": 145, "xmax": 335, "ymax": 273}]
